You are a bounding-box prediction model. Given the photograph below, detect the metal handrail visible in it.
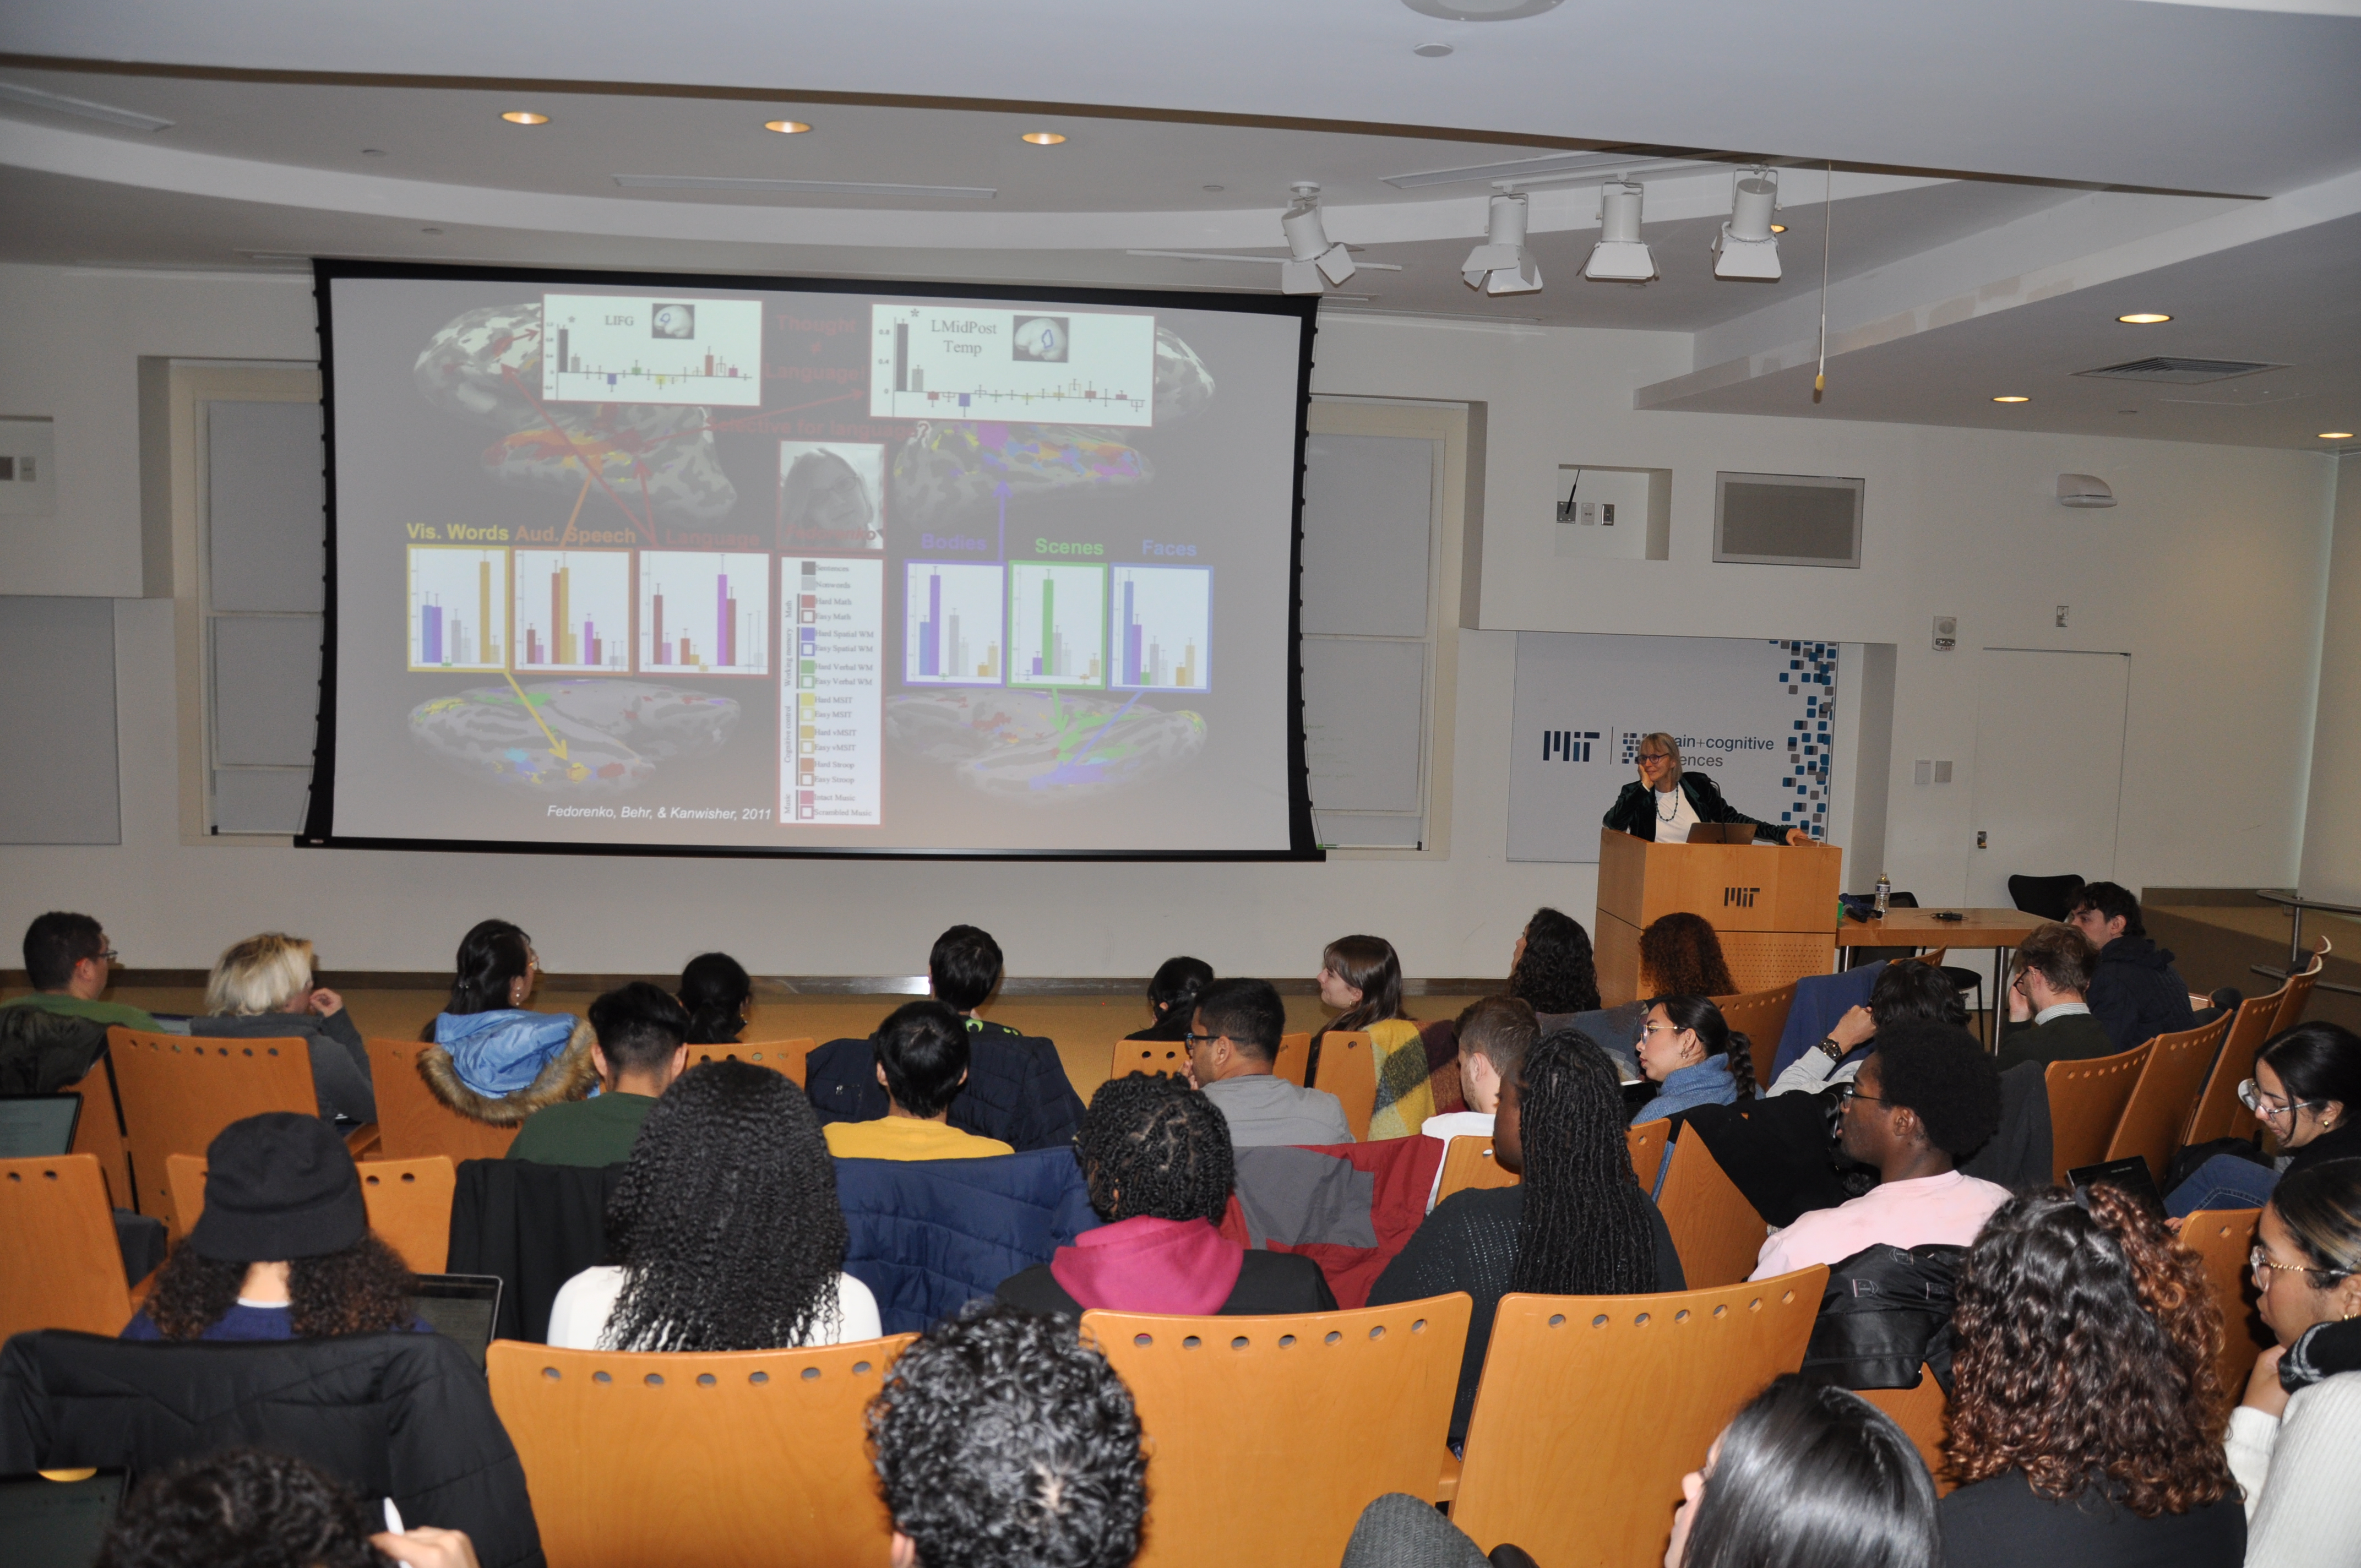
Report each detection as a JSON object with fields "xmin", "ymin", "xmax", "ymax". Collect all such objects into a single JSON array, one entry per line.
[{"xmin": 2250, "ymin": 890, "xmax": 2359, "ymax": 996}]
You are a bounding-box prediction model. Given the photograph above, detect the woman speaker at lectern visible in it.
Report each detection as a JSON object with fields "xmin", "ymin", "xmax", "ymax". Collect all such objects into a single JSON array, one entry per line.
[{"xmin": 1603, "ymin": 732, "xmax": 1814, "ymax": 846}]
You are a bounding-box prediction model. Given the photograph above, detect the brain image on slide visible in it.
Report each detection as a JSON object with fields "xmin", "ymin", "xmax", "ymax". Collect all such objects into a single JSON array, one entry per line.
[
  {"xmin": 408, "ymin": 680, "xmax": 739, "ymax": 793},
  {"xmin": 886, "ymin": 689, "xmax": 1205, "ymax": 801}
]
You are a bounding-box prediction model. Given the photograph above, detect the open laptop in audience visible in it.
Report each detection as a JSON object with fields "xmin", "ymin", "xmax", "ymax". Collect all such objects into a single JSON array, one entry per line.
[
  {"xmin": 407, "ymin": 1274, "xmax": 504, "ymax": 1369},
  {"xmin": 0, "ymin": 1466, "xmax": 128, "ymax": 1568},
  {"xmin": 0, "ymin": 1093, "xmax": 81, "ymax": 1159}
]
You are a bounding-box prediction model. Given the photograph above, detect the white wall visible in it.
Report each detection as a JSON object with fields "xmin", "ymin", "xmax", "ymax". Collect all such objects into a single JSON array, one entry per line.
[
  {"xmin": 0, "ymin": 268, "xmax": 2337, "ymax": 977},
  {"xmin": 2299, "ymin": 454, "xmax": 2359, "ymax": 904}
]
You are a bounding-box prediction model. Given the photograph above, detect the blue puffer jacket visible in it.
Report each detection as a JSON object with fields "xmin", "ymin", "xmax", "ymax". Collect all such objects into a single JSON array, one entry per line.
[
  {"xmin": 433, "ymin": 1010, "xmax": 580, "ymax": 1098},
  {"xmin": 804, "ymin": 1020, "xmax": 1085, "ymax": 1152},
  {"xmin": 835, "ymin": 1147, "xmax": 1101, "ymax": 1333}
]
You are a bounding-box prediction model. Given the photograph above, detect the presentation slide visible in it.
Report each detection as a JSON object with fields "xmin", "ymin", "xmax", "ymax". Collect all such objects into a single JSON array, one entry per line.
[{"xmin": 312, "ymin": 264, "xmax": 1313, "ymax": 857}]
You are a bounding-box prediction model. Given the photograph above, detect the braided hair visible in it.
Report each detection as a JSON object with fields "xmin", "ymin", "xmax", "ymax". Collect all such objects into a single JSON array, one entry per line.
[
  {"xmin": 1509, "ymin": 1031, "xmax": 1661, "ymax": 1296},
  {"xmin": 1073, "ymin": 1072, "xmax": 1234, "ymax": 1225},
  {"xmin": 601, "ymin": 1060, "xmax": 847, "ymax": 1352},
  {"xmin": 1653, "ymin": 994, "xmax": 1758, "ymax": 1101}
]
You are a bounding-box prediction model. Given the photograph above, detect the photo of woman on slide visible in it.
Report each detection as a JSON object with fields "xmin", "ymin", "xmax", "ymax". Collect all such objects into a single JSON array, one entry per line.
[{"xmin": 777, "ymin": 442, "xmax": 884, "ymax": 552}]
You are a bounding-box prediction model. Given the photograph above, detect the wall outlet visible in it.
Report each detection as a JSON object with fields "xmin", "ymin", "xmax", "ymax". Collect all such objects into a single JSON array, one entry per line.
[
  {"xmin": 1914, "ymin": 759, "xmax": 1933, "ymax": 785},
  {"xmin": 2055, "ymin": 605, "xmax": 2069, "ymax": 628},
  {"xmin": 1934, "ymin": 760, "xmax": 1954, "ymax": 783}
]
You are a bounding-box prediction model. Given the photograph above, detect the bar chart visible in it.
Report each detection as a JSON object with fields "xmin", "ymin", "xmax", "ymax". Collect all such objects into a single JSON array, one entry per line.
[
  {"xmin": 1008, "ymin": 563, "xmax": 1107, "ymax": 688},
  {"xmin": 541, "ymin": 293, "xmax": 765, "ymax": 407},
  {"xmin": 903, "ymin": 562, "xmax": 1005, "ymax": 685},
  {"xmin": 637, "ymin": 551, "xmax": 771, "ymax": 676},
  {"xmin": 1110, "ymin": 565, "xmax": 1212, "ymax": 692},
  {"xmin": 512, "ymin": 549, "xmax": 632, "ymax": 673},
  {"xmin": 406, "ymin": 546, "xmax": 509, "ymax": 671}
]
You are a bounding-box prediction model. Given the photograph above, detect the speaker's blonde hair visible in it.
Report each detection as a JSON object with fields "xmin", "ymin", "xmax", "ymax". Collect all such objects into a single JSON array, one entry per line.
[
  {"xmin": 205, "ymin": 932, "xmax": 315, "ymax": 1016},
  {"xmin": 1638, "ymin": 732, "xmax": 1683, "ymax": 772}
]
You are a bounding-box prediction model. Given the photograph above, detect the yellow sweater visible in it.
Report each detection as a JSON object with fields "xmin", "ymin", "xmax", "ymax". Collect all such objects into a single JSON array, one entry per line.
[{"xmin": 823, "ymin": 1117, "xmax": 1014, "ymax": 1161}]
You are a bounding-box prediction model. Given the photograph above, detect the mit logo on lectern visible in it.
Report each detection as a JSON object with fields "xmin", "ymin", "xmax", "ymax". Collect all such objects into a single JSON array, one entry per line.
[
  {"xmin": 1542, "ymin": 729, "xmax": 1600, "ymax": 761},
  {"xmin": 1723, "ymin": 886, "xmax": 1759, "ymax": 908}
]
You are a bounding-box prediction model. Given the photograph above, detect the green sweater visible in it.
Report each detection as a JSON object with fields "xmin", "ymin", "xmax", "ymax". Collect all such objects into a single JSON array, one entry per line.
[
  {"xmin": 505, "ymin": 1092, "xmax": 656, "ymax": 1167},
  {"xmin": 1996, "ymin": 1009, "xmax": 2117, "ymax": 1073},
  {"xmin": 0, "ymin": 992, "xmax": 161, "ymax": 1032}
]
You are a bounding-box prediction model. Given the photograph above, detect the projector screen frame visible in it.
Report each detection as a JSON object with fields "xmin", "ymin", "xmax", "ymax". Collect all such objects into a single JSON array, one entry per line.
[{"xmin": 297, "ymin": 258, "xmax": 1322, "ymax": 862}]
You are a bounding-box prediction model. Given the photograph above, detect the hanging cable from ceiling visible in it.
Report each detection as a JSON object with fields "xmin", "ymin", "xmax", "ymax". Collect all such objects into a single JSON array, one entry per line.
[{"xmin": 1814, "ymin": 162, "xmax": 1832, "ymax": 403}]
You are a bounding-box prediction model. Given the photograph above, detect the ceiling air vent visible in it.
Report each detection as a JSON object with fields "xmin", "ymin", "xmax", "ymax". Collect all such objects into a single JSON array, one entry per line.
[{"xmin": 2074, "ymin": 357, "xmax": 2281, "ymax": 384}]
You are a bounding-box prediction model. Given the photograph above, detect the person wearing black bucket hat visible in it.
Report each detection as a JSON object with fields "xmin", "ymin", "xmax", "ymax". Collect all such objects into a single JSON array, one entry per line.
[{"xmin": 123, "ymin": 1113, "xmax": 422, "ymax": 1342}]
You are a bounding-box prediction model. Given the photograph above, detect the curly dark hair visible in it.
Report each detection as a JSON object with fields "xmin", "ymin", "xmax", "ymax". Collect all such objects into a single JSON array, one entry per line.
[
  {"xmin": 1949, "ymin": 1186, "xmax": 2233, "ymax": 1517},
  {"xmin": 1872, "ymin": 1021, "xmax": 2003, "ymax": 1157},
  {"xmin": 1508, "ymin": 907, "xmax": 1601, "ymax": 1016},
  {"xmin": 1510, "ymin": 1032, "xmax": 1661, "ymax": 1296},
  {"xmin": 1075, "ymin": 1071, "xmax": 1234, "ymax": 1224},
  {"xmin": 869, "ymin": 1302, "xmax": 1145, "ymax": 1568},
  {"xmin": 602, "ymin": 1060, "xmax": 848, "ymax": 1352},
  {"xmin": 1640, "ymin": 913, "xmax": 1736, "ymax": 997},
  {"xmin": 96, "ymin": 1448, "xmax": 385, "ymax": 1568},
  {"xmin": 144, "ymin": 1233, "xmax": 415, "ymax": 1341},
  {"xmin": 1869, "ymin": 961, "xmax": 1968, "ymax": 1031}
]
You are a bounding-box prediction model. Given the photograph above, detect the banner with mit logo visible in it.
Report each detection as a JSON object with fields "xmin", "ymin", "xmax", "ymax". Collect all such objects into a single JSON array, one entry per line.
[{"xmin": 1507, "ymin": 633, "xmax": 1836, "ymax": 863}]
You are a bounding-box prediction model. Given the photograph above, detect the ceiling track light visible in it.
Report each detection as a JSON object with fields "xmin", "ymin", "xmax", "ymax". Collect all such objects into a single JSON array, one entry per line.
[
  {"xmin": 1712, "ymin": 167, "xmax": 1781, "ymax": 281},
  {"xmin": 1584, "ymin": 179, "xmax": 1656, "ymax": 283},
  {"xmin": 1280, "ymin": 183, "xmax": 1356, "ymax": 295},
  {"xmin": 1461, "ymin": 189, "xmax": 1543, "ymax": 296}
]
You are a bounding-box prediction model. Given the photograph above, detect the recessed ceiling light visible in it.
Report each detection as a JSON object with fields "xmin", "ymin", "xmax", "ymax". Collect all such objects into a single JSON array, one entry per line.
[
  {"xmin": 1402, "ymin": 0, "xmax": 1563, "ymax": 18},
  {"xmin": 500, "ymin": 111, "xmax": 549, "ymax": 126},
  {"xmin": 1414, "ymin": 42, "xmax": 1455, "ymax": 57},
  {"xmin": 2323, "ymin": 431, "xmax": 2356, "ymax": 440},
  {"xmin": 2116, "ymin": 312, "xmax": 2172, "ymax": 324},
  {"xmin": 1769, "ymin": 224, "xmax": 1786, "ymax": 233},
  {"xmin": 1992, "ymin": 395, "xmax": 2030, "ymax": 404},
  {"xmin": 764, "ymin": 119, "xmax": 810, "ymax": 134},
  {"xmin": 1021, "ymin": 131, "xmax": 1067, "ymax": 146}
]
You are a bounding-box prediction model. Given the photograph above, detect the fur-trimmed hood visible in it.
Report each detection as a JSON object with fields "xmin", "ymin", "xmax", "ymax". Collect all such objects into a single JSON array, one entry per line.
[{"xmin": 419, "ymin": 1014, "xmax": 596, "ymax": 1124}]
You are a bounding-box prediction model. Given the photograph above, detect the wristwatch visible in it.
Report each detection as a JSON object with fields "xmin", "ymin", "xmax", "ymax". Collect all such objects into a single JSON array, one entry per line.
[{"xmin": 1818, "ymin": 1035, "xmax": 1847, "ymax": 1064}]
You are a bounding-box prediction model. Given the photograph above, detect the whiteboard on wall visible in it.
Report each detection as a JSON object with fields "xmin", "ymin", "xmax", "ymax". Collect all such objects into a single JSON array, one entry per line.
[{"xmin": 1507, "ymin": 633, "xmax": 1837, "ymax": 862}]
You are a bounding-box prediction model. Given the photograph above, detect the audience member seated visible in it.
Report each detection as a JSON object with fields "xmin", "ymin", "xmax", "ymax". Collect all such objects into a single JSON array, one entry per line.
[
  {"xmin": 868, "ymin": 1302, "xmax": 1145, "ymax": 1568},
  {"xmin": 94, "ymin": 1447, "xmax": 482, "ymax": 1568},
  {"xmin": 1125, "ymin": 955, "xmax": 1214, "ymax": 1042},
  {"xmin": 1994, "ymin": 922, "xmax": 2113, "ymax": 1071},
  {"xmin": 996, "ymin": 1072, "xmax": 1335, "ymax": 1317},
  {"xmin": 2066, "ymin": 880, "xmax": 2195, "ymax": 1052},
  {"xmin": 2227, "ymin": 1158, "xmax": 2361, "ymax": 1559},
  {"xmin": 506, "ymin": 982, "xmax": 689, "ymax": 1167},
  {"xmin": 124, "ymin": 1113, "xmax": 422, "ymax": 1342},
  {"xmin": 546, "ymin": 1059, "xmax": 879, "ymax": 1349},
  {"xmin": 1507, "ymin": 906, "xmax": 1641, "ymax": 1077},
  {"xmin": 1371, "ymin": 1031, "xmax": 1683, "ymax": 1446},
  {"xmin": 677, "ymin": 950, "xmax": 752, "ymax": 1044},
  {"xmin": 188, "ymin": 932, "xmax": 376, "ymax": 1124},
  {"xmin": 1752, "ymin": 1023, "xmax": 2005, "ymax": 1281},
  {"xmin": 804, "ymin": 924, "xmax": 1084, "ymax": 1150},
  {"xmin": 824, "ymin": 1000, "xmax": 1015, "ymax": 1161},
  {"xmin": 1316, "ymin": 933, "xmax": 1432, "ymax": 1139},
  {"xmin": 1769, "ymin": 959, "xmax": 1966, "ymax": 1097},
  {"xmin": 1422, "ymin": 995, "xmax": 1534, "ymax": 1145},
  {"xmin": 2167, "ymin": 1022, "xmax": 2361, "ymax": 1217},
  {"xmin": 419, "ymin": 918, "xmax": 591, "ymax": 1124},
  {"xmin": 2, "ymin": 912, "xmax": 156, "ymax": 1096},
  {"xmin": 1636, "ymin": 995, "xmax": 1756, "ymax": 1128},
  {"xmin": 1663, "ymin": 1375, "xmax": 1941, "ymax": 1568},
  {"xmin": 1940, "ymin": 1186, "xmax": 2244, "ymax": 1566},
  {"xmin": 1641, "ymin": 912, "xmax": 1737, "ymax": 999},
  {"xmin": 1184, "ymin": 977, "xmax": 1352, "ymax": 1146}
]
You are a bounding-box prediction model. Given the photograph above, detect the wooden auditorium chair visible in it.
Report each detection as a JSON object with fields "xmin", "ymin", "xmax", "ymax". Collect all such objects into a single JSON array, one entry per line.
[
  {"xmin": 2044, "ymin": 1043, "xmax": 2151, "ymax": 1184},
  {"xmin": 1626, "ymin": 1119, "xmax": 1670, "ymax": 1190},
  {"xmin": 0, "ymin": 1153, "xmax": 136, "ymax": 1340},
  {"xmin": 1435, "ymin": 1135, "xmax": 1519, "ymax": 1205},
  {"xmin": 1655, "ymin": 1133, "xmax": 1769, "ymax": 1288},
  {"xmin": 166, "ymin": 1153, "xmax": 459, "ymax": 1276},
  {"xmin": 1308, "ymin": 1031, "xmax": 1379, "ymax": 1142},
  {"xmin": 366, "ymin": 1038, "xmax": 522, "ymax": 1163},
  {"xmin": 106, "ymin": 1027, "xmax": 317, "ymax": 1229},
  {"xmin": 2184, "ymin": 986, "xmax": 2288, "ymax": 1148},
  {"xmin": 2177, "ymin": 1207, "xmax": 2275, "ymax": 1413},
  {"xmin": 2103, "ymin": 1011, "xmax": 2231, "ymax": 1184},
  {"xmin": 1710, "ymin": 982, "xmax": 1797, "ymax": 1091},
  {"xmin": 686, "ymin": 1038, "xmax": 819, "ymax": 1086},
  {"xmin": 63, "ymin": 1059, "xmax": 132, "ymax": 1210}
]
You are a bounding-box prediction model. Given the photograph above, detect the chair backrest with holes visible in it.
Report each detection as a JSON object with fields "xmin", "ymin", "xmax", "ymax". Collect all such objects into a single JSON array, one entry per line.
[
  {"xmin": 1711, "ymin": 984, "xmax": 1796, "ymax": 1090},
  {"xmin": 1081, "ymin": 1293, "xmax": 1472, "ymax": 1568},
  {"xmin": 1626, "ymin": 1119, "xmax": 1670, "ymax": 1190},
  {"xmin": 1856, "ymin": 1368, "xmax": 1953, "ymax": 1495},
  {"xmin": 1435, "ymin": 1136, "xmax": 1518, "ymax": 1205},
  {"xmin": 0, "ymin": 1153, "xmax": 133, "ymax": 1340},
  {"xmin": 107, "ymin": 1027, "xmax": 317, "ymax": 1228},
  {"xmin": 686, "ymin": 1038, "xmax": 819, "ymax": 1087},
  {"xmin": 1277, "ymin": 1031, "xmax": 1312, "ymax": 1087},
  {"xmin": 1655, "ymin": 1133, "xmax": 1768, "ymax": 1288},
  {"xmin": 486, "ymin": 1335, "xmax": 914, "ymax": 1568},
  {"xmin": 1450, "ymin": 1267, "xmax": 1829, "ymax": 1564},
  {"xmin": 1111, "ymin": 1038, "xmax": 1190, "ymax": 1082},
  {"xmin": 2274, "ymin": 940, "xmax": 2329, "ymax": 1034},
  {"xmin": 358, "ymin": 1157, "xmax": 458, "ymax": 1273},
  {"xmin": 64, "ymin": 1060, "xmax": 131, "ymax": 1210},
  {"xmin": 366, "ymin": 1039, "xmax": 522, "ymax": 1163},
  {"xmin": 2104, "ymin": 1011, "xmax": 2232, "ymax": 1183},
  {"xmin": 2044, "ymin": 1043, "xmax": 2151, "ymax": 1183},
  {"xmin": 2177, "ymin": 1208, "xmax": 2272, "ymax": 1412},
  {"xmin": 1311, "ymin": 1031, "xmax": 1378, "ymax": 1142},
  {"xmin": 2185, "ymin": 988, "xmax": 2286, "ymax": 1148}
]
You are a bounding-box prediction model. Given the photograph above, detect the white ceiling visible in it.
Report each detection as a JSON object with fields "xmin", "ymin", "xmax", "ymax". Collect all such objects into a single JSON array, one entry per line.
[{"xmin": 2, "ymin": 0, "xmax": 2357, "ymax": 452}]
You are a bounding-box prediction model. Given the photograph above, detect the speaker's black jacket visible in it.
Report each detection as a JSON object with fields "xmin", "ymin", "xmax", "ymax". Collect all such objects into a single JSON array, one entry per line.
[{"xmin": 1602, "ymin": 770, "xmax": 1783, "ymax": 842}]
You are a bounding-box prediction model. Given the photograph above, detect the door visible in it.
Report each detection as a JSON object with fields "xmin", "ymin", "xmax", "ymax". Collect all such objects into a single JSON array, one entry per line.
[{"xmin": 1965, "ymin": 649, "xmax": 2129, "ymax": 908}]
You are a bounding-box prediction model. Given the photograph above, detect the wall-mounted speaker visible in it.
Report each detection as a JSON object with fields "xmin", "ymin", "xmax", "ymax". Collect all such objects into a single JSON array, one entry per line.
[{"xmin": 1713, "ymin": 472, "xmax": 1864, "ymax": 568}]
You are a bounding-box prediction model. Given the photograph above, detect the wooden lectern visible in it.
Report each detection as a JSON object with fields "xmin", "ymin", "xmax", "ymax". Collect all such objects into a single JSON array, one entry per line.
[{"xmin": 1595, "ymin": 829, "xmax": 1842, "ymax": 1005}]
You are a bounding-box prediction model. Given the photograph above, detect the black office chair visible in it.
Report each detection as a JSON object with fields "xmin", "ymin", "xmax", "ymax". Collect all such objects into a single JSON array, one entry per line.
[{"xmin": 2007, "ymin": 873, "xmax": 2086, "ymax": 923}]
